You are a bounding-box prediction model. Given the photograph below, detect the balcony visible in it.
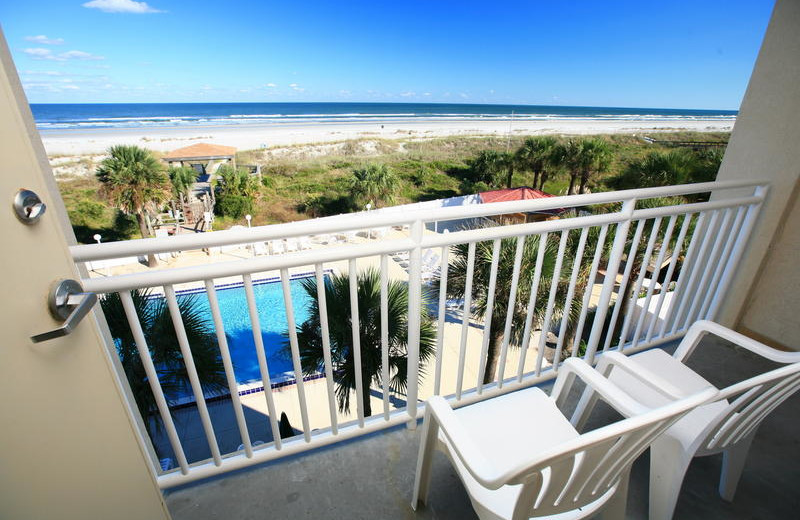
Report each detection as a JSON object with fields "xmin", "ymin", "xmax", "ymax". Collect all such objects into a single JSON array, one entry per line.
[
  {"xmin": 69, "ymin": 181, "xmax": 792, "ymax": 517},
  {"xmin": 162, "ymin": 334, "xmax": 800, "ymax": 519}
]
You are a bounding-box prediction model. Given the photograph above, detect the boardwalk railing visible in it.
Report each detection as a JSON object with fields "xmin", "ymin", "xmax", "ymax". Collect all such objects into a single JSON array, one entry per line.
[{"xmin": 71, "ymin": 181, "xmax": 766, "ymax": 488}]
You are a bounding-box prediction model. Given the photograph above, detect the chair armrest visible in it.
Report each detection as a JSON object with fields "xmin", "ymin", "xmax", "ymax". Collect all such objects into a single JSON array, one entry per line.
[
  {"xmin": 676, "ymin": 320, "xmax": 800, "ymax": 364},
  {"xmin": 597, "ymin": 351, "xmax": 688, "ymax": 400},
  {"xmin": 552, "ymin": 358, "xmax": 650, "ymax": 418},
  {"xmin": 424, "ymin": 396, "xmax": 502, "ymax": 488}
]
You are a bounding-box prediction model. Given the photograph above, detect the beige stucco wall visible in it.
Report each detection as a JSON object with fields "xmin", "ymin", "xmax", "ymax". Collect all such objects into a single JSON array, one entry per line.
[{"xmin": 712, "ymin": 0, "xmax": 800, "ymax": 348}]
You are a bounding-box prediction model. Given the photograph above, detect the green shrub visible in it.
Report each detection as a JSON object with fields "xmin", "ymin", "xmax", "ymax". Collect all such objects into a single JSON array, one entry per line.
[{"xmin": 216, "ymin": 194, "xmax": 253, "ymax": 219}]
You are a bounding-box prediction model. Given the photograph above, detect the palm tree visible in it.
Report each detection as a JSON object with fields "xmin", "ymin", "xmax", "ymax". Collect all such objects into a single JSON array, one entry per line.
[
  {"xmin": 294, "ymin": 268, "xmax": 436, "ymax": 417},
  {"xmin": 470, "ymin": 150, "xmax": 513, "ymax": 189},
  {"xmin": 349, "ymin": 163, "xmax": 400, "ymax": 208},
  {"xmin": 100, "ymin": 290, "xmax": 226, "ymax": 441},
  {"xmin": 515, "ymin": 136, "xmax": 559, "ymax": 190},
  {"xmin": 167, "ymin": 165, "xmax": 197, "ymax": 231},
  {"xmin": 577, "ymin": 138, "xmax": 612, "ymax": 194},
  {"xmin": 168, "ymin": 165, "xmax": 196, "ymax": 207},
  {"xmin": 605, "ymin": 149, "xmax": 698, "ymax": 191},
  {"xmin": 96, "ymin": 145, "xmax": 169, "ymax": 266},
  {"xmin": 443, "ymin": 229, "xmax": 602, "ymax": 384}
]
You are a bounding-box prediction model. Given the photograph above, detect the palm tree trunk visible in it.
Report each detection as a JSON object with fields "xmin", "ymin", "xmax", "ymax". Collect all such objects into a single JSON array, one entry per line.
[
  {"xmin": 506, "ymin": 164, "xmax": 514, "ymax": 189},
  {"xmin": 482, "ymin": 327, "xmax": 504, "ymax": 385},
  {"xmin": 568, "ymin": 173, "xmax": 578, "ymax": 195},
  {"xmin": 539, "ymin": 172, "xmax": 549, "ymax": 191},
  {"xmin": 579, "ymin": 170, "xmax": 590, "ymax": 194},
  {"xmin": 533, "ymin": 171, "xmax": 540, "ymax": 190},
  {"xmin": 135, "ymin": 211, "xmax": 158, "ymax": 267}
]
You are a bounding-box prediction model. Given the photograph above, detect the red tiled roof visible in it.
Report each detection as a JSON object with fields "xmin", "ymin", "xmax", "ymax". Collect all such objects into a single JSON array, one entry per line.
[
  {"xmin": 162, "ymin": 143, "xmax": 237, "ymax": 160},
  {"xmin": 478, "ymin": 187, "xmax": 555, "ymax": 204}
]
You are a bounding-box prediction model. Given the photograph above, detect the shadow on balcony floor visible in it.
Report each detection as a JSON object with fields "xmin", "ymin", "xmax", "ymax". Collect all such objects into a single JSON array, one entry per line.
[{"xmin": 165, "ymin": 335, "xmax": 800, "ymax": 519}]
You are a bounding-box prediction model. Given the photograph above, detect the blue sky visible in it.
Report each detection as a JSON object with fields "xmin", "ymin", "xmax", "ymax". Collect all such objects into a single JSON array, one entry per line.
[{"xmin": 0, "ymin": 0, "xmax": 774, "ymax": 109}]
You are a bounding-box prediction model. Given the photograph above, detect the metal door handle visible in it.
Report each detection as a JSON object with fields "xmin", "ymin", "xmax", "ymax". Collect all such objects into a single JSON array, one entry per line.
[{"xmin": 31, "ymin": 279, "xmax": 98, "ymax": 343}]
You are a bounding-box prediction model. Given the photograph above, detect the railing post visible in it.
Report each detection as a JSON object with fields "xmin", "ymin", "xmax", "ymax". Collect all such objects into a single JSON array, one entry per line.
[
  {"xmin": 406, "ymin": 219, "xmax": 424, "ymax": 428},
  {"xmin": 585, "ymin": 199, "xmax": 637, "ymax": 364}
]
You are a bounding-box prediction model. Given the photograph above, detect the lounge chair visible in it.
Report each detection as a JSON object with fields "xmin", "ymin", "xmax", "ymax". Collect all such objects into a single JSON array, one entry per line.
[
  {"xmin": 253, "ymin": 242, "xmax": 269, "ymax": 256},
  {"xmin": 270, "ymin": 239, "xmax": 285, "ymax": 254},
  {"xmin": 578, "ymin": 320, "xmax": 800, "ymax": 520},
  {"xmin": 285, "ymin": 237, "xmax": 298, "ymax": 253},
  {"xmin": 412, "ymin": 357, "xmax": 717, "ymax": 520}
]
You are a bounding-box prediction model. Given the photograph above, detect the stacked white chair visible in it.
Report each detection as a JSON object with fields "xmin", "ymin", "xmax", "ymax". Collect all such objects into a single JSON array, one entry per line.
[
  {"xmin": 575, "ymin": 320, "xmax": 800, "ymax": 520},
  {"xmin": 412, "ymin": 357, "xmax": 717, "ymax": 520}
]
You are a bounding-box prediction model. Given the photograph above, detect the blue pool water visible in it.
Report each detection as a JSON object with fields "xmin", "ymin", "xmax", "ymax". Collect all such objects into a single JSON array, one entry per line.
[{"xmin": 178, "ymin": 275, "xmax": 317, "ymax": 385}]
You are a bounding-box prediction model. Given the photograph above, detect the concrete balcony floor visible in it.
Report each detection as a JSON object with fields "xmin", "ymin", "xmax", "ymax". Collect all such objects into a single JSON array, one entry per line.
[{"xmin": 165, "ymin": 335, "xmax": 800, "ymax": 519}]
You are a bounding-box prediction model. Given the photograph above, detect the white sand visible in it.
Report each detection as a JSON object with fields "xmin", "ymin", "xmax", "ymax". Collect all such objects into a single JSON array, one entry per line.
[{"xmin": 41, "ymin": 117, "xmax": 733, "ymax": 157}]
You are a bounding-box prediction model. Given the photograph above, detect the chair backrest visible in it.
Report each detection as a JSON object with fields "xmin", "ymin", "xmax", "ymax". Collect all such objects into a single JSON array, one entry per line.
[
  {"xmin": 697, "ymin": 362, "xmax": 800, "ymax": 455},
  {"xmin": 507, "ymin": 387, "xmax": 716, "ymax": 520}
]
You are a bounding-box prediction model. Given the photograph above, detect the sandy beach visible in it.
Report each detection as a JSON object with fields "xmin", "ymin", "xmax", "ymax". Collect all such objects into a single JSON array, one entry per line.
[{"xmin": 41, "ymin": 117, "xmax": 734, "ymax": 159}]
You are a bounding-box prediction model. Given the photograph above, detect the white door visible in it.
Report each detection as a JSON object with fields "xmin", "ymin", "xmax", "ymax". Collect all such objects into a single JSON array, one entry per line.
[{"xmin": 0, "ymin": 30, "xmax": 170, "ymax": 520}]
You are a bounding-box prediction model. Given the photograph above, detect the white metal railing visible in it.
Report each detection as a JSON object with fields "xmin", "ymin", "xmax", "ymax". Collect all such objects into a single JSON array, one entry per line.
[{"xmin": 72, "ymin": 181, "xmax": 766, "ymax": 488}]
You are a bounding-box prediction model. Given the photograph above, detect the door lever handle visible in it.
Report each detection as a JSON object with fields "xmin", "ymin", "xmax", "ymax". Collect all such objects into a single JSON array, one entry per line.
[{"xmin": 31, "ymin": 279, "xmax": 98, "ymax": 343}]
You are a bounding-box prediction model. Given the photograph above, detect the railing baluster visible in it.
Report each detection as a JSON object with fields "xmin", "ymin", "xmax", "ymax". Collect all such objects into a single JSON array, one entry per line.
[
  {"xmin": 683, "ymin": 209, "xmax": 732, "ymax": 330},
  {"xmin": 631, "ymin": 215, "xmax": 677, "ymax": 349},
  {"xmin": 698, "ymin": 207, "xmax": 746, "ymax": 320},
  {"xmin": 119, "ymin": 290, "xmax": 189, "ymax": 474},
  {"xmin": 585, "ymin": 198, "xmax": 637, "ymax": 363},
  {"xmin": 406, "ymin": 220, "xmax": 424, "ymax": 421},
  {"xmin": 314, "ymin": 264, "xmax": 338, "ymax": 435},
  {"xmin": 348, "ymin": 259, "xmax": 365, "ymax": 427},
  {"xmin": 517, "ymin": 232, "xmax": 548, "ymax": 382},
  {"xmin": 242, "ymin": 274, "xmax": 282, "ymax": 449},
  {"xmin": 280, "ymin": 268, "xmax": 311, "ymax": 442},
  {"xmin": 667, "ymin": 211, "xmax": 710, "ymax": 336},
  {"xmin": 602, "ymin": 220, "xmax": 646, "ymax": 352},
  {"xmin": 164, "ymin": 285, "xmax": 222, "ymax": 466},
  {"xmin": 433, "ymin": 246, "xmax": 449, "ymax": 396},
  {"xmin": 616, "ymin": 217, "xmax": 662, "ymax": 351},
  {"xmin": 648, "ymin": 214, "xmax": 693, "ymax": 343},
  {"xmin": 380, "ymin": 254, "xmax": 390, "ymax": 419},
  {"xmin": 496, "ymin": 236, "xmax": 525, "ymax": 389},
  {"xmin": 456, "ymin": 242, "xmax": 476, "ymax": 400},
  {"xmin": 554, "ymin": 227, "xmax": 589, "ymax": 368},
  {"xmin": 535, "ymin": 230, "xmax": 570, "ymax": 376},
  {"xmin": 707, "ymin": 187, "xmax": 767, "ymax": 319},
  {"xmin": 572, "ymin": 225, "xmax": 608, "ymax": 355},
  {"xmin": 204, "ymin": 280, "xmax": 253, "ymax": 457},
  {"xmin": 476, "ymin": 239, "xmax": 502, "ymax": 393}
]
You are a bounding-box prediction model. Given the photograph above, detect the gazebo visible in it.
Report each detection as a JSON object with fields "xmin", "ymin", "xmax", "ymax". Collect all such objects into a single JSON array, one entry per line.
[
  {"xmin": 478, "ymin": 186, "xmax": 564, "ymax": 223},
  {"xmin": 162, "ymin": 143, "xmax": 237, "ymax": 174}
]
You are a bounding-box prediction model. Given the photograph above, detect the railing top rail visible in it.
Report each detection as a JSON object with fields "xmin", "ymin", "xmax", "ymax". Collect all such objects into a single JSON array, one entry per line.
[
  {"xmin": 70, "ymin": 181, "xmax": 764, "ymax": 262},
  {"xmin": 80, "ymin": 190, "xmax": 764, "ymax": 295}
]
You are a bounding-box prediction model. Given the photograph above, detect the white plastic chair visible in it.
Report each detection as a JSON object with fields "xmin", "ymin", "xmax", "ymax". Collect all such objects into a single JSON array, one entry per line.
[
  {"xmin": 252, "ymin": 242, "xmax": 269, "ymax": 256},
  {"xmin": 412, "ymin": 357, "xmax": 717, "ymax": 520},
  {"xmin": 285, "ymin": 237, "xmax": 299, "ymax": 253},
  {"xmin": 577, "ymin": 320, "xmax": 800, "ymax": 520}
]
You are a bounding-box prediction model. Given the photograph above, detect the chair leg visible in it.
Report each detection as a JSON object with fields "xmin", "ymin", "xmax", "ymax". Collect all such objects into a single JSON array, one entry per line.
[
  {"xmin": 649, "ymin": 439, "xmax": 693, "ymax": 520},
  {"xmin": 719, "ymin": 431, "xmax": 756, "ymax": 502},
  {"xmin": 598, "ymin": 467, "xmax": 631, "ymax": 520},
  {"xmin": 411, "ymin": 411, "xmax": 438, "ymax": 510}
]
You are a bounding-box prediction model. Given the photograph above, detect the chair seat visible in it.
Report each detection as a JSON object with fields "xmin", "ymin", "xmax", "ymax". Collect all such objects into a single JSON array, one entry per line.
[
  {"xmin": 439, "ymin": 387, "xmax": 583, "ymax": 519},
  {"xmin": 608, "ymin": 349, "xmax": 729, "ymax": 451}
]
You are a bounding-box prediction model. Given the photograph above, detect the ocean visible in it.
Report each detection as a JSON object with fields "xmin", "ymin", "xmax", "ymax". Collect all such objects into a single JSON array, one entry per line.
[{"xmin": 29, "ymin": 102, "xmax": 737, "ymax": 131}]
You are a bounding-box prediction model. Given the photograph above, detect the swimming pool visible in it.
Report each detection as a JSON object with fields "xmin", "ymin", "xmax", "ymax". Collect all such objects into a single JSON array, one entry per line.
[{"xmin": 176, "ymin": 274, "xmax": 320, "ymax": 385}]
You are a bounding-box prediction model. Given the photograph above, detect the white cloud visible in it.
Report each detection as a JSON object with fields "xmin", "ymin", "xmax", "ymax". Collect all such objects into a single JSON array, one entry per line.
[
  {"xmin": 288, "ymin": 83, "xmax": 298, "ymax": 88},
  {"xmin": 23, "ymin": 70, "xmax": 63, "ymax": 76},
  {"xmin": 23, "ymin": 48, "xmax": 104, "ymax": 61},
  {"xmin": 459, "ymin": 93, "xmax": 469, "ymax": 99},
  {"xmin": 400, "ymin": 91, "xmax": 415, "ymax": 97},
  {"xmin": 265, "ymin": 83, "xmax": 277, "ymax": 87},
  {"xmin": 289, "ymin": 83, "xmax": 304, "ymax": 91},
  {"xmin": 339, "ymin": 89, "xmax": 351, "ymax": 95},
  {"xmin": 25, "ymin": 35, "xmax": 64, "ymax": 45},
  {"xmin": 82, "ymin": 0, "xmax": 163, "ymax": 14},
  {"xmin": 23, "ymin": 48, "xmax": 53, "ymax": 58},
  {"xmin": 423, "ymin": 92, "xmax": 431, "ymax": 96}
]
